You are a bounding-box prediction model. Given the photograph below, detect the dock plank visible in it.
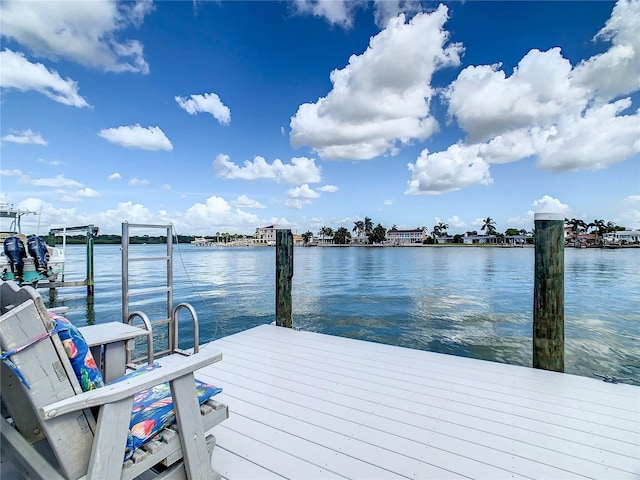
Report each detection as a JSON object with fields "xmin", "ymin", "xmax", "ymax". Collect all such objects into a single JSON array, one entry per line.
[{"xmin": 195, "ymin": 325, "xmax": 639, "ymax": 480}]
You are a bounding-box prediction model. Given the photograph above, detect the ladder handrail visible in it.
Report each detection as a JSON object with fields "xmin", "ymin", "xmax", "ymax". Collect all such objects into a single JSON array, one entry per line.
[
  {"xmin": 126, "ymin": 310, "xmax": 154, "ymax": 364},
  {"xmin": 173, "ymin": 302, "xmax": 200, "ymax": 354}
]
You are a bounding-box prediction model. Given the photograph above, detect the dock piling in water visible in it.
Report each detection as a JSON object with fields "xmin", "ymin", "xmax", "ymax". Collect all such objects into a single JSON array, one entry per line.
[
  {"xmin": 533, "ymin": 213, "xmax": 565, "ymax": 372},
  {"xmin": 275, "ymin": 229, "xmax": 293, "ymax": 328}
]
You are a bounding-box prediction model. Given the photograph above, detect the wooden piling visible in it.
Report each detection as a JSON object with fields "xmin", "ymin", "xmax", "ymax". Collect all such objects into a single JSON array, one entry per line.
[
  {"xmin": 533, "ymin": 213, "xmax": 564, "ymax": 372},
  {"xmin": 86, "ymin": 231, "xmax": 95, "ymax": 296},
  {"xmin": 275, "ymin": 229, "xmax": 293, "ymax": 328}
]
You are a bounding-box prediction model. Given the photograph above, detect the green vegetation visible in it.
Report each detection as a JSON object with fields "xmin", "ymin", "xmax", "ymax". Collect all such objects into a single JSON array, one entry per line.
[
  {"xmin": 368, "ymin": 223, "xmax": 387, "ymax": 244},
  {"xmin": 333, "ymin": 227, "xmax": 351, "ymax": 244},
  {"xmin": 47, "ymin": 216, "xmax": 628, "ymax": 247},
  {"xmin": 564, "ymin": 218, "xmax": 626, "ymax": 246}
]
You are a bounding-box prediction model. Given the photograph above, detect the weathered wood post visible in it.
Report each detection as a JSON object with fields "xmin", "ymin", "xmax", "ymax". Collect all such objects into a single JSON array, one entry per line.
[
  {"xmin": 533, "ymin": 213, "xmax": 564, "ymax": 372},
  {"xmin": 86, "ymin": 230, "xmax": 95, "ymax": 296},
  {"xmin": 275, "ymin": 229, "xmax": 293, "ymax": 328}
]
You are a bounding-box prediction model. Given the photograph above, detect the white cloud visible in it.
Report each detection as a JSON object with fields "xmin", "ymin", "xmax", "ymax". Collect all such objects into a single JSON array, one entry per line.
[
  {"xmin": 422, "ymin": 0, "xmax": 640, "ymax": 190},
  {"xmin": 0, "ymin": 49, "xmax": 90, "ymax": 107},
  {"xmin": 0, "ymin": 0, "xmax": 153, "ymax": 73},
  {"xmin": 535, "ymin": 100, "xmax": 640, "ymax": 171},
  {"xmin": 406, "ymin": 144, "xmax": 493, "ymax": 194},
  {"xmin": 384, "ymin": 199, "xmax": 394, "ymax": 206},
  {"xmin": 214, "ymin": 154, "xmax": 321, "ymax": 184},
  {"xmin": 284, "ymin": 199, "xmax": 306, "ymax": 210},
  {"xmin": 447, "ymin": 215, "xmax": 465, "ymax": 228},
  {"xmin": 618, "ymin": 194, "xmax": 640, "ymax": 228},
  {"xmin": 1, "ymin": 129, "xmax": 48, "ymax": 145},
  {"xmin": 293, "ymin": 0, "xmax": 423, "ymax": 29},
  {"xmin": 37, "ymin": 158, "xmax": 63, "ymax": 166},
  {"xmin": 287, "ymin": 184, "xmax": 320, "ymax": 199},
  {"xmin": 108, "ymin": 172, "xmax": 122, "ymax": 181},
  {"xmin": 175, "ymin": 93, "xmax": 231, "ymax": 125},
  {"xmin": 572, "ymin": 0, "xmax": 640, "ymax": 100},
  {"xmin": 76, "ymin": 187, "xmax": 99, "ymax": 198},
  {"xmin": 58, "ymin": 193, "xmax": 82, "ymax": 203},
  {"xmin": 31, "ymin": 174, "xmax": 83, "ymax": 188},
  {"xmin": 232, "ymin": 195, "xmax": 266, "ymax": 209},
  {"xmin": 285, "ymin": 184, "xmax": 321, "ymax": 209},
  {"xmin": 445, "ymin": 48, "xmax": 587, "ymax": 143},
  {"xmin": 161, "ymin": 184, "xmax": 171, "ymax": 191},
  {"xmin": 128, "ymin": 177, "xmax": 149, "ymax": 186},
  {"xmin": 508, "ymin": 195, "xmax": 572, "ymax": 228},
  {"xmin": 100, "ymin": 201, "xmax": 154, "ymax": 226},
  {"xmin": 531, "ymin": 195, "xmax": 571, "ymax": 216},
  {"xmin": 184, "ymin": 195, "xmax": 259, "ymax": 230},
  {"xmin": 290, "ymin": 6, "xmax": 462, "ymax": 160},
  {"xmin": 319, "ymin": 185, "xmax": 338, "ymax": 192},
  {"xmin": 292, "ymin": 0, "xmax": 358, "ymax": 28},
  {"xmin": 98, "ymin": 125, "xmax": 173, "ymax": 151},
  {"xmin": 373, "ymin": 0, "xmax": 424, "ymax": 28},
  {"xmin": 0, "ymin": 169, "xmax": 24, "ymax": 177}
]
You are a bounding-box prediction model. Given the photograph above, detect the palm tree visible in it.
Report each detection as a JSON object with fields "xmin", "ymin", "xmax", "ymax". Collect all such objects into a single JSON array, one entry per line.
[
  {"xmin": 432, "ymin": 221, "xmax": 448, "ymax": 241},
  {"xmin": 432, "ymin": 224, "xmax": 440, "ymax": 240},
  {"xmin": 318, "ymin": 226, "xmax": 333, "ymax": 238},
  {"xmin": 364, "ymin": 217, "xmax": 374, "ymax": 236},
  {"xmin": 368, "ymin": 223, "xmax": 387, "ymax": 244},
  {"xmin": 565, "ymin": 218, "xmax": 586, "ymax": 244},
  {"xmin": 333, "ymin": 227, "xmax": 351, "ymax": 244},
  {"xmin": 565, "ymin": 218, "xmax": 586, "ymax": 233},
  {"xmin": 352, "ymin": 220, "xmax": 364, "ymax": 242},
  {"xmin": 481, "ymin": 217, "xmax": 497, "ymax": 235},
  {"xmin": 592, "ymin": 219, "xmax": 606, "ymax": 245},
  {"xmin": 301, "ymin": 231, "xmax": 313, "ymax": 245}
]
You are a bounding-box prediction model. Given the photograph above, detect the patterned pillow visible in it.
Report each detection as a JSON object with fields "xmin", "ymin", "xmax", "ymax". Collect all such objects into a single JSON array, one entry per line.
[
  {"xmin": 47, "ymin": 316, "xmax": 222, "ymax": 460},
  {"xmin": 49, "ymin": 313, "xmax": 105, "ymax": 391},
  {"xmin": 112, "ymin": 363, "xmax": 223, "ymax": 460}
]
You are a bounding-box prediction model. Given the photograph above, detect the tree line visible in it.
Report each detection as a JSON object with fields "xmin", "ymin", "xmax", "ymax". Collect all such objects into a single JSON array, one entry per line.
[{"xmin": 301, "ymin": 216, "xmax": 531, "ymax": 245}]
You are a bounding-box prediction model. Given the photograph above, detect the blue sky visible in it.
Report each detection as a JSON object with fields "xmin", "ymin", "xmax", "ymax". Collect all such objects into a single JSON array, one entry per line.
[{"xmin": 1, "ymin": 0, "xmax": 639, "ymax": 236}]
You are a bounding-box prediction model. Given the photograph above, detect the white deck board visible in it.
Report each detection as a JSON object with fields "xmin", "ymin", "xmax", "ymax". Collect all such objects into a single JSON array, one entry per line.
[{"xmin": 194, "ymin": 325, "xmax": 638, "ymax": 480}]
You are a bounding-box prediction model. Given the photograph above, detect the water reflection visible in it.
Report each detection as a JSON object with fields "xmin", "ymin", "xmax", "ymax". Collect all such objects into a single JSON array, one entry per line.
[{"xmin": 46, "ymin": 244, "xmax": 639, "ymax": 385}]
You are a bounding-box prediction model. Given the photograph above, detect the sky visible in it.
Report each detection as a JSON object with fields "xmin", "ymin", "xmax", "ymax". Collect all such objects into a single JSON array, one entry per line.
[{"xmin": 1, "ymin": 0, "xmax": 639, "ymax": 237}]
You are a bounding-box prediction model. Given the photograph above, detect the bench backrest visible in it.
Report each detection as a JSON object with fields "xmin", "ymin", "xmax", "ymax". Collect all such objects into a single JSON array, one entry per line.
[{"xmin": 0, "ymin": 281, "xmax": 95, "ymax": 479}]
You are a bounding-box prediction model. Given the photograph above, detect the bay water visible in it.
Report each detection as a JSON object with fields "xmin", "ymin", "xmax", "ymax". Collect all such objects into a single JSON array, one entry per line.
[{"xmin": 46, "ymin": 244, "xmax": 639, "ymax": 385}]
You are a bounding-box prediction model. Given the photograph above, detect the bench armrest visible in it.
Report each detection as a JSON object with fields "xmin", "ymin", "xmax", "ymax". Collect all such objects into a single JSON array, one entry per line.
[{"xmin": 40, "ymin": 349, "xmax": 222, "ymax": 419}]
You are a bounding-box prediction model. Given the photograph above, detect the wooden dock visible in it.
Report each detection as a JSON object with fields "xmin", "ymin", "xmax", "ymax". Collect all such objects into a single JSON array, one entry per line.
[{"xmin": 193, "ymin": 324, "xmax": 639, "ymax": 480}]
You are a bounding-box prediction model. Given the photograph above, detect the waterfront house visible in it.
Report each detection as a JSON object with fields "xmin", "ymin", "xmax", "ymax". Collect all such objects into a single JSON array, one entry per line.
[
  {"xmin": 315, "ymin": 234, "xmax": 334, "ymax": 246},
  {"xmin": 292, "ymin": 233, "xmax": 303, "ymax": 246},
  {"xmin": 254, "ymin": 224, "xmax": 277, "ymax": 245},
  {"xmin": 386, "ymin": 228, "xmax": 426, "ymax": 245},
  {"xmin": 462, "ymin": 234, "xmax": 500, "ymax": 244},
  {"xmin": 604, "ymin": 229, "xmax": 640, "ymax": 245}
]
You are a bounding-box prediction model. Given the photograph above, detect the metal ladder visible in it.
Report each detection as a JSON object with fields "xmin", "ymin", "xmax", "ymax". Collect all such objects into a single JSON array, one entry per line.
[{"xmin": 121, "ymin": 222, "xmax": 200, "ymax": 363}]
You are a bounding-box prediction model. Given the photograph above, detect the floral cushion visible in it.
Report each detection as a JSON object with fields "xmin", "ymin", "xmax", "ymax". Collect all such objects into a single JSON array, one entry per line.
[
  {"xmin": 49, "ymin": 313, "xmax": 105, "ymax": 391},
  {"xmin": 49, "ymin": 315, "xmax": 222, "ymax": 460},
  {"xmin": 111, "ymin": 364, "xmax": 223, "ymax": 460}
]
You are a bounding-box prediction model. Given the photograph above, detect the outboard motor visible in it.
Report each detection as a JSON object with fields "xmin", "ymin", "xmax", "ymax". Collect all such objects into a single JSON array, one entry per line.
[
  {"xmin": 3, "ymin": 236, "xmax": 27, "ymax": 280},
  {"xmin": 27, "ymin": 235, "xmax": 50, "ymax": 273}
]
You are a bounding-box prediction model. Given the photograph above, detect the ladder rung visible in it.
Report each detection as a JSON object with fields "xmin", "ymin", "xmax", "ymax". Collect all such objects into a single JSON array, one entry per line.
[
  {"xmin": 128, "ymin": 256, "xmax": 170, "ymax": 262},
  {"xmin": 127, "ymin": 286, "xmax": 171, "ymax": 297},
  {"xmin": 149, "ymin": 318, "xmax": 172, "ymax": 326}
]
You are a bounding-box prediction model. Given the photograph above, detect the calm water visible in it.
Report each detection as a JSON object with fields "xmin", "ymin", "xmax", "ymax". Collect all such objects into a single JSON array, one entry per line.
[{"xmin": 45, "ymin": 244, "xmax": 640, "ymax": 385}]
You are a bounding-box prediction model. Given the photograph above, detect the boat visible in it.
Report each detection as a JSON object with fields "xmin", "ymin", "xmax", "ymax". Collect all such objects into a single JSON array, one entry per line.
[
  {"xmin": 0, "ymin": 205, "xmax": 65, "ymax": 286},
  {"xmin": 191, "ymin": 236, "xmax": 215, "ymax": 246}
]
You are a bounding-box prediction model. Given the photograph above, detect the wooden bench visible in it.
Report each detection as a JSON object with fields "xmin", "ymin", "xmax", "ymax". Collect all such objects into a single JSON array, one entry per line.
[{"xmin": 0, "ymin": 280, "xmax": 228, "ymax": 479}]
